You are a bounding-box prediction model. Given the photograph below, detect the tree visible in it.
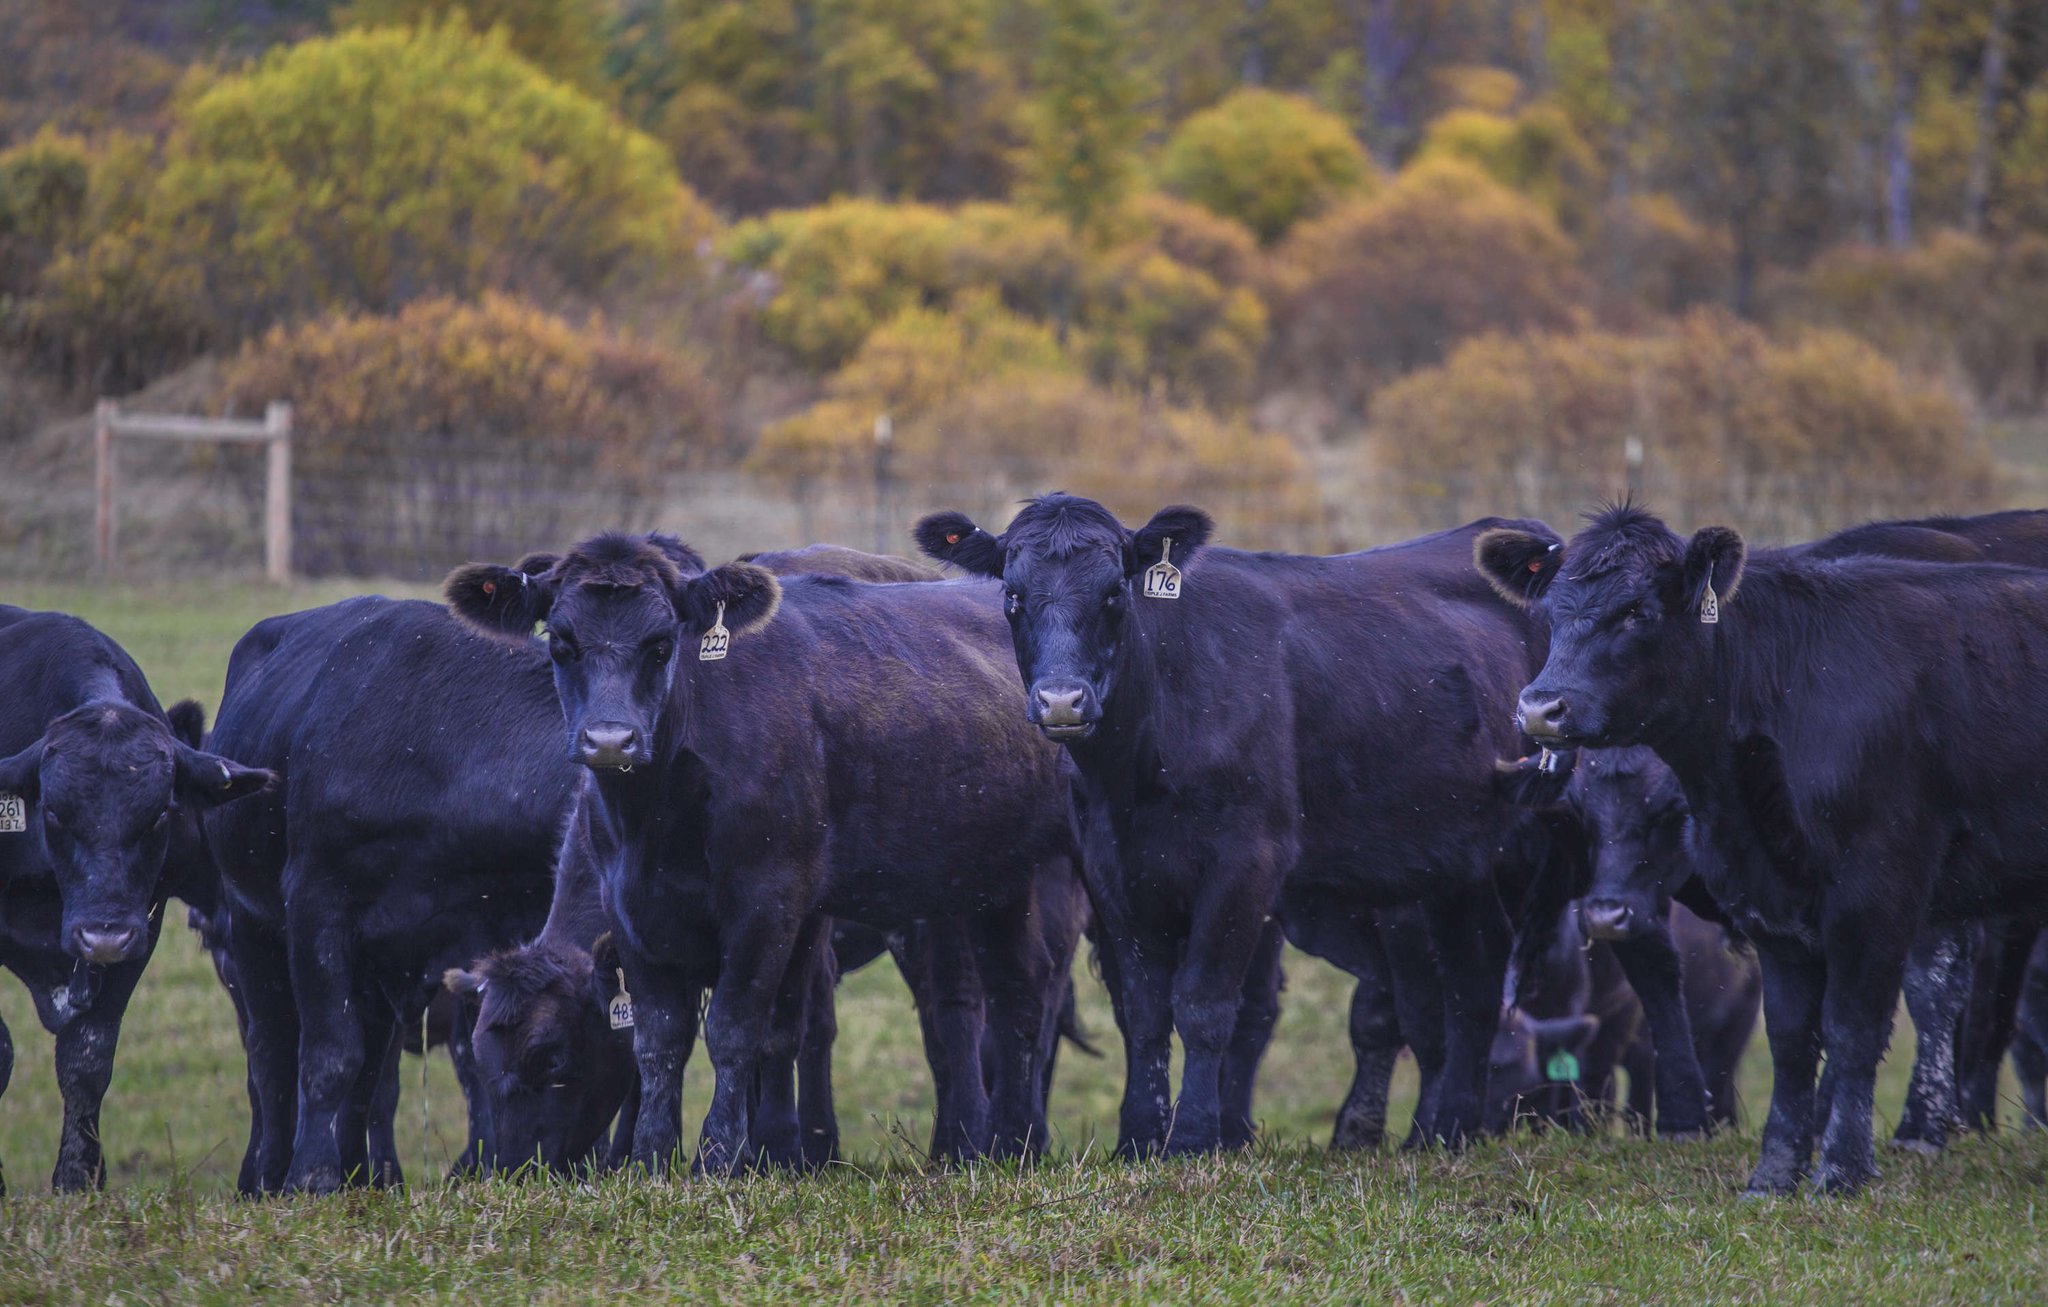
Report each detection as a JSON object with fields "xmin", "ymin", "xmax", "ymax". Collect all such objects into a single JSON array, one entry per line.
[
  {"xmin": 1017, "ymin": 0, "xmax": 1150, "ymax": 240},
  {"xmin": 1157, "ymin": 87, "xmax": 1374, "ymax": 242},
  {"xmin": 337, "ymin": 0, "xmax": 614, "ymax": 94}
]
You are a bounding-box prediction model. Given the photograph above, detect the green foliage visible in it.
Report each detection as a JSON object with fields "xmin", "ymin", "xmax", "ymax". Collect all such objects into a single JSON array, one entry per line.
[
  {"xmin": 1372, "ymin": 309, "xmax": 1995, "ymax": 534},
  {"xmin": 1157, "ymin": 88, "xmax": 1374, "ymax": 244},
  {"xmin": 1016, "ymin": 0, "xmax": 1149, "ymax": 240},
  {"xmin": 337, "ymin": 0, "xmax": 613, "ymax": 93},
  {"xmin": 1267, "ymin": 157, "xmax": 1588, "ymax": 421},
  {"xmin": 0, "ymin": 129, "xmax": 90, "ymax": 295},
  {"xmin": 1413, "ymin": 103, "xmax": 1603, "ymax": 233},
  {"xmin": 1999, "ymin": 82, "xmax": 2048, "ymax": 235}
]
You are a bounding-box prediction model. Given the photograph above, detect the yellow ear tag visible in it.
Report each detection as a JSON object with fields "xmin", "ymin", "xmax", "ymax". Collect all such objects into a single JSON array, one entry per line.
[
  {"xmin": 609, "ymin": 968, "xmax": 635, "ymax": 1031},
  {"xmin": 699, "ymin": 600, "xmax": 730, "ymax": 661},
  {"xmin": 1699, "ymin": 563, "xmax": 1720, "ymax": 625},
  {"xmin": 1142, "ymin": 539, "xmax": 1182, "ymax": 600}
]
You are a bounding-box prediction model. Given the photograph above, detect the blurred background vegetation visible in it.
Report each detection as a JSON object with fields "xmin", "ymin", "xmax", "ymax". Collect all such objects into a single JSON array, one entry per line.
[{"xmin": 3, "ymin": 0, "xmax": 2048, "ymax": 571}]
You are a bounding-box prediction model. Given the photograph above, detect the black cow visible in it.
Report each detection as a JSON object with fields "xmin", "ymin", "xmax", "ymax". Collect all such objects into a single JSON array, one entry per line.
[
  {"xmin": 1479, "ymin": 504, "xmax": 2048, "ymax": 1193},
  {"xmin": 0, "ymin": 607, "xmax": 270, "ymax": 1193},
  {"xmin": 917, "ymin": 495, "xmax": 1549, "ymax": 1152},
  {"xmin": 204, "ymin": 594, "xmax": 578, "ymax": 1193},
  {"xmin": 446, "ymin": 534, "xmax": 1081, "ymax": 1172}
]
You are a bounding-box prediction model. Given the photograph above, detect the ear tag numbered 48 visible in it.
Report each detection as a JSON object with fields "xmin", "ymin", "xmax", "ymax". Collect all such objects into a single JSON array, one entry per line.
[
  {"xmin": 0, "ymin": 792, "xmax": 24, "ymax": 834},
  {"xmin": 1699, "ymin": 563, "xmax": 1720, "ymax": 625},
  {"xmin": 1142, "ymin": 539, "xmax": 1182, "ymax": 601},
  {"xmin": 699, "ymin": 601, "xmax": 730, "ymax": 662},
  {"xmin": 609, "ymin": 968, "xmax": 635, "ymax": 1031}
]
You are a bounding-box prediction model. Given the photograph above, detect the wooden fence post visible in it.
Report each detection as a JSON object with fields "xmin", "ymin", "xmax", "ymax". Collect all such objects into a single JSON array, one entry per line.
[
  {"xmin": 94, "ymin": 399, "xmax": 116, "ymax": 575},
  {"xmin": 265, "ymin": 401, "xmax": 293, "ymax": 584}
]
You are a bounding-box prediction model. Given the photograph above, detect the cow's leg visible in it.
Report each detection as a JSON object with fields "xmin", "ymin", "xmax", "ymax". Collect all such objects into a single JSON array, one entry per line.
[
  {"xmin": 367, "ymin": 1021, "xmax": 404, "ymax": 1188},
  {"xmin": 796, "ymin": 942, "xmax": 841, "ymax": 1168},
  {"xmin": 1958, "ymin": 922, "xmax": 2032, "ymax": 1133},
  {"xmin": 1107, "ymin": 919, "xmax": 1177, "ymax": 1159},
  {"xmin": 606, "ymin": 1074, "xmax": 644, "ymax": 1170},
  {"xmin": 1421, "ymin": 882, "xmax": 1511, "ymax": 1147},
  {"xmin": 750, "ymin": 918, "xmax": 830, "ymax": 1170},
  {"xmin": 1333, "ymin": 962, "xmax": 1400, "ymax": 1150},
  {"xmin": 627, "ymin": 959, "xmax": 701, "ymax": 1176},
  {"xmin": 283, "ymin": 900, "xmax": 368, "ymax": 1194},
  {"xmin": 0, "ymin": 1009, "xmax": 11, "ymax": 1196},
  {"xmin": 445, "ymin": 995, "xmax": 491, "ymax": 1180},
  {"xmin": 1221, "ymin": 919, "xmax": 1285, "ymax": 1149},
  {"xmin": 1610, "ymin": 924, "xmax": 1712, "ymax": 1138},
  {"xmin": 229, "ymin": 914, "xmax": 298, "ymax": 1194},
  {"xmin": 697, "ymin": 917, "xmax": 806, "ymax": 1175},
  {"xmin": 1893, "ymin": 922, "xmax": 1971, "ymax": 1154},
  {"xmin": 1379, "ymin": 909, "xmax": 1445, "ymax": 1147},
  {"xmin": 970, "ymin": 906, "xmax": 1056, "ymax": 1159},
  {"xmin": 51, "ymin": 942, "xmax": 153, "ymax": 1192},
  {"xmin": 346, "ymin": 1001, "xmax": 399, "ymax": 1189},
  {"xmin": 1812, "ymin": 912, "xmax": 1914, "ymax": 1195},
  {"xmin": 1747, "ymin": 938, "xmax": 1825, "ymax": 1195},
  {"xmin": 2019, "ymin": 933, "xmax": 2048, "ymax": 1131},
  {"xmin": 1164, "ymin": 868, "xmax": 1275, "ymax": 1157},
  {"xmin": 898, "ymin": 924, "xmax": 990, "ymax": 1160}
]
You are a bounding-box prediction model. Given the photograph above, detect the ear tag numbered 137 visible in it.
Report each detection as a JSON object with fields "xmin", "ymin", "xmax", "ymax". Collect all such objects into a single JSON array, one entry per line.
[
  {"xmin": 699, "ymin": 601, "xmax": 730, "ymax": 662},
  {"xmin": 609, "ymin": 968, "xmax": 635, "ymax": 1031},
  {"xmin": 0, "ymin": 792, "xmax": 24, "ymax": 833},
  {"xmin": 1699, "ymin": 563, "xmax": 1720, "ymax": 625},
  {"xmin": 1142, "ymin": 539, "xmax": 1182, "ymax": 601}
]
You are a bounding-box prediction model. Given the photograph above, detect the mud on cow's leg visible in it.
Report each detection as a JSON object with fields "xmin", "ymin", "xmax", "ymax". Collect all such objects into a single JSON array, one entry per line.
[
  {"xmin": 283, "ymin": 903, "xmax": 369, "ymax": 1195},
  {"xmin": 51, "ymin": 942, "xmax": 153, "ymax": 1193},
  {"xmin": 696, "ymin": 917, "xmax": 803, "ymax": 1176},
  {"xmin": 1894, "ymin": 923, "xmax": 1971, "ymax": 1154},
  {"xmin": 627, "ymin": 958, "xmax": 700, "ymax": 1177}
]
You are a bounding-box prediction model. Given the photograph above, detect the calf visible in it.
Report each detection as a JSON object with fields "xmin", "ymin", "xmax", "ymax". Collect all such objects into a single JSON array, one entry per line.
[
  {"xmin": 447, "ymin": 534, "xmax": 1081, "ymax": 1171},
  {"xmin": 918, "ymin": 496, "xmax": 1548, "ymax": 1151},
  {"xmin": 204, "ymin": 593, "xmax": 577, "ymax": 1193},
  {"xmin": 0, "ymin": 607, "xmax": 270, "ymax": 1192},
  {"xmin": 1479, "ymin": 504, "xmax": 2048, "ymax": 1193}
]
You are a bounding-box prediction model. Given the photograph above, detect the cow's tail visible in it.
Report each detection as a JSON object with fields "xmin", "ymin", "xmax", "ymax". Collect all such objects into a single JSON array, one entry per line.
[{"xmin": 1057, "ymin": 979, "xmax": 1102, "ymax": 1058}]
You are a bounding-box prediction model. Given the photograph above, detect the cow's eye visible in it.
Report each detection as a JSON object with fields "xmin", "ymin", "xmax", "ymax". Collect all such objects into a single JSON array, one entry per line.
[
  {"xmin": 152, "ymin": 807, "xmax": 172, "ymax": 832},
  {"xmin": 1102, "ymin": 585, "xmax": 1125, "ymax": 611},
  {"xmin": 41, "ymin": 808, "xmax": 63, "ymax": 832},
  {"xmin": 647, "ymin": 638, "xmax": 674, "ymax": 664},
  {"xmin": 548, "ymin": 630, "xmax": 580, "ymax": 661}
]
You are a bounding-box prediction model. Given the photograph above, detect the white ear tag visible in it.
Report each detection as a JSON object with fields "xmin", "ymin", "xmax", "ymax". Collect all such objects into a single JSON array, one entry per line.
[
  {"xmin": 699, "ymin": 600, "xmax": 730, "ymax": 661},
  {"xmin": 609, "ymin": 967, "xmax": 635, "ymax": 1030},
  {"xmin": 1536, "ymin": 747, "xmax": 1560, "ymax": 775},
  {"xmin": 1699, "ymin": 563, "xmax": 1720, "ymax": 625},
  {"xmin": 0, "ymin": 793, "xmax": 24, "ymax": 833},
  {"xmin": 1142, "ymin": 539, "xmax": 1182, "ymax": 600}
]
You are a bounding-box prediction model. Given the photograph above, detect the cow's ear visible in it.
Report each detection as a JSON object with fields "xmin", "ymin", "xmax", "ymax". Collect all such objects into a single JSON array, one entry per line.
[
  {"xmin": 445, "ymin": 556, "xmax": 559, "ymax": 639},
  {"xmin": 1533, "ymin": 1013, "xmax": 1600, "ymax": 1058},
  {"xmin": 444, "ymin": 967, "xmax": 484, "ymax": 998},
  {"xmin": 0, "ymin": 739, "xmax": 43, "ymax": 801},
  {"xmin": 173, "ymin": 746, "xmax": 276, "ymax": 808},
  {"xmin": 1475, "ymin": 527, "xmax": 1565, "ymax": 607},
  {"xmin": 914, "ymin": 512, "xmax": 1005, "ymax": 577},
  {"xmin": 591, "ymin": 930, "xmax": 620, "ymax": 973},
  {"xmin": 166, "ymin": 700, "xmax": 207, "ymax": 749},
  {"xmin": 679, "ymin": 563, "xmax": 781, "ymax": 637},
  {"xmin": 1127, "ymin": 505, "xmax": 1212, "ymax": 578},
  {"xmin": 1681, "ymin": 526, "xmax": 1745, "ymax": 616},
  {"xmin": 1493, "ymin": 749, "xmax": 1577, "ymax": 808}
]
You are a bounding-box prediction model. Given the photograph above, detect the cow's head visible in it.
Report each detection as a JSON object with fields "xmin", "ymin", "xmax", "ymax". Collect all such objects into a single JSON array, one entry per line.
[
  {"xmin": 444, "ymin": 933, "xmax": 634, "ymax": 1176},
  {"xmin": 446, "ymin": 534, "xmax": 780, "ymax": 769},
  {"xmin": 1486, "ymin": 1007, "xmax": 1601, "ymax": 1134},
  {"xmin": 916, "ymin": 495, "xmax": 1211, "ymax": 741},
  {"xmin": 1476, "ymin": 504, "xmax": 1744, "ymax": 750},
  {"xmin": 0, "ymin": 701, "xmax": 272, "ymax": 964},
  {"xmin": 1572, "ymin": 747, "xmax": 1691, "ymax": 941}
]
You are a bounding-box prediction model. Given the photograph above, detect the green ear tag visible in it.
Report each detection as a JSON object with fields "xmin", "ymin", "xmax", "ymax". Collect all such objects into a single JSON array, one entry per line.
[{"xmin": 1545, "ymin": 1049, "xmax": 1581, "ymax": 1083}]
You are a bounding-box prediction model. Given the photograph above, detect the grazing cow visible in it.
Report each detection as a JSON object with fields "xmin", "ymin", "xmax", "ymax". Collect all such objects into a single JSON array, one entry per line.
[
  {"xmin": 0, "ymin": 607, "xmax": 271, "ymax": 1193},
  {"xmin": 446, "ymin": 534, "xmax": 1082, "ymax": 1172},
  {"xmin": 1478, "ymin": 504, "xmax": 2048, "ymax": 1193},
  {"xmin": 917, "ymin": 495, "xmax": 1549, "ymax": 1152},
  {"xmin": 204, "ymin": 594, "xmax": 578, "ymax": 1193}
]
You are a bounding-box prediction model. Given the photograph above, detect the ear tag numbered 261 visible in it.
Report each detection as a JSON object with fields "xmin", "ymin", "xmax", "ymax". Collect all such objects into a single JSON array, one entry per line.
[
  {"xmin": 0, "ymin": 792, "xmax": 24, "ymax": 834},
  {"xmin": 699, "ymin": 601, "xmax": 730, "ymax": 661},
  {"xmin": 609, "ymin": 968, "xmax": 635, "ymax": 1031},
  {"xmin": 1698, "ymin": 563, "xmax": 1720, "ymax": 625},
  {"xmin": 1142, "ymin": 539, "xmax": 1182, "ymax": 601}
]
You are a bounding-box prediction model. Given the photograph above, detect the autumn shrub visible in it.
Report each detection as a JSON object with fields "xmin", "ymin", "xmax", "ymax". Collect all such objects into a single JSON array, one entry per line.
[
  {"xmin": 338, "ymin": 0, "xmax": 612, "ymax": 93},
  {"xmin": 224, "ymin": 293, "xmax": 725, "ymax": 573},
  {"xmin": 1073, "ymin": 247, "xmax": 1266, "ymax": 408},
  {"xmin": 1785, "ymin": 230, "xmax": 2048, "ymax": 412},
  {"xmin": 1369, "ymin": 309, "xmax": 1995, "ymax": 539},
  {"xmin": 136, "ymin": 22, "xmax": 712, "ymax": 343},
  {"xmin": 1593, "ymin": 192, "xmax": 1732, "ymax": 318},
  {"xmin": 1412, "ymin": 103, "xmax": 1602, "ymax": 234},
  {"xmin": 1157, "ymin": 88, "xmax": 1374, "ymax": 244},
  {"xmin": 1266, "ymin": 157, "xmax": 1589, "ymax": 421},
  {"xmin": 0, "ymin": 129, "xmax": 90, "ymax": 295},
  {"xmin": 1132, "ymin": 192, "xmax": 1262, "ymax": 290}
]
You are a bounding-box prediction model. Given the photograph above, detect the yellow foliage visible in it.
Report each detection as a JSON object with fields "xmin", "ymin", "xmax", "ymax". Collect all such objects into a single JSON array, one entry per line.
[
  {"xmin": 223, "ymin": 293, "xmax": 725, "ymax": 477},
  {"xmin": 1370, "ymin": 310, "xmax": 1994, "ymax": 537},
  {"xmin": 1413, "ymin": 103, "xmax": 1603, "ymax": 234},
  {"xmin": 1131, "ymin": 192, "xmax": 1262, "ymax": 289},
  {"xmin": 1267, "ymin": 157, "xmax": 1588, "ymax": 418},
  {"xmin": 1594, "ymin": 192, "xmax": 1732, "ymax": 316},
  {"xmin": 338, "ymin": 0, "xmax": 612, "ymax": 94},
  {"xmin": 1156, "ymin": 88, "xmax": 1375, "ymax": 244},
  {"xmin": 1429, "ymin": 65, "xmax": 1523, "ymax": 115}
]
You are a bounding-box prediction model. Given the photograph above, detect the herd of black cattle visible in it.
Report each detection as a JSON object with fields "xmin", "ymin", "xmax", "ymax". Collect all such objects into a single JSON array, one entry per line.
[{"xmin": 6, "ymin": 494, "xmax": 2048, "ymax": 1200}]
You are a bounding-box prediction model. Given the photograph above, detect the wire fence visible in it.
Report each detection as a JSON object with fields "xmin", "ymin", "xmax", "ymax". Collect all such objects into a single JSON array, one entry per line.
[{"xmin": 3, "ymin": 425, "xmax": 2043, "ymax": 581}]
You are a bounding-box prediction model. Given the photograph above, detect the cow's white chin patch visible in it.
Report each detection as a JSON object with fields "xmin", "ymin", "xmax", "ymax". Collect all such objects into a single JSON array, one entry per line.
[{"xmin": 1040, "ymin": 723, "xmax": 1096, "ymax": 742}]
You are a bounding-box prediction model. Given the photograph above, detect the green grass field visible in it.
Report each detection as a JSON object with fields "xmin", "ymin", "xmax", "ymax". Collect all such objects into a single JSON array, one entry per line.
[{"xmin": 1, "ymin": 578, "xmax": 2044, "ymax": 1303}]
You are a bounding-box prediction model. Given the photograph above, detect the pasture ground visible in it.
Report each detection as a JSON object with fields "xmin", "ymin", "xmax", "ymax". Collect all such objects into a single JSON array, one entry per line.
[{"xmin": 0, "ymin": 578, "xmax": 2044, "ymax": 1303}]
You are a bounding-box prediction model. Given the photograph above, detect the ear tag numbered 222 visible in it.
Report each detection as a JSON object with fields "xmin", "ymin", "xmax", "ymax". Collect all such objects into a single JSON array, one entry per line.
[
  {"xmin": 699, "ymin": 601, "xmax": 730, "ymax": 662},
  {"xmin": 609, "ymin": 968, "xmax": 635, "ymax": 1031},
  {"xmin": 1142, "ymin": 539, "xmax": 1182, "ymax": 601},
  {"xmin": 0, "ymin": 792, "xmax": 24, "ymax": 833}
]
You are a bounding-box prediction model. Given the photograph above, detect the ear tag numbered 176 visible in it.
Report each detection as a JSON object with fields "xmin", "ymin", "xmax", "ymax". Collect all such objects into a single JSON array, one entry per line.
[
  {"xmin": 1142, "ymin": 539, "xmax": 1182, "ymax": 601},
  {"xmin": 609, "ymin": 968, "xmax": 635, "ymax": 1031},
  {"xmin": 0, "ymin": 792, "xmax": 24, "ymax": 833},
  {"xmin": 1699, "ymin": 563, "xmax": 1720, "ymax": 625},
  {"xmin": 699, "ymin": 601, "xmax": 730, "ymax": 662}
]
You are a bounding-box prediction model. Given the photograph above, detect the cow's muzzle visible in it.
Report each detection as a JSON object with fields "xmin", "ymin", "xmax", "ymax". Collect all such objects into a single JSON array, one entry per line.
[
  {"xmin": 1581, "ymin": 898, "xmax": 1645, "ymax": 941},
  {"xmin": 578, "ymin": 722, "xmax": 649, "ymax": 770},
  {"xmin": 1516, "ymin": 690, "xmax": 1573, "ymax": 743},
  {"xmin": 69, "ymin": 922, "xmax": 143, "ymax": 965},
  {"xmin": 1031, "ymin": 683, "xmax": 1097, "ymax": 741}
]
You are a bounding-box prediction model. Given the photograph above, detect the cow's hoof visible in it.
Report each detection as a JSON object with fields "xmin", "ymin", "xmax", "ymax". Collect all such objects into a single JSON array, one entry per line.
[
  {"xmin": 1659, "ymin": 1128, "xmax": 1708, "ymax": 1144},
  {"xmin": 1889, "ymin": 1136, "xmax": 1942, "ymax": 1157},
  {"xmin": 284, "ymin": 1167, "xmax": 343, "ymax": 1196},
  {"xmin": 1810, "ymin": 1159, "xmax": 1877, "ymax": 1195}
]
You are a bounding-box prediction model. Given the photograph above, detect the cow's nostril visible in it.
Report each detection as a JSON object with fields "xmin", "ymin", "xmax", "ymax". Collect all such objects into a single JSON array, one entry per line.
[
  {"xmin": 1582, "ymin": 900, "xmax": 1635, "ymax": 940},
  {"xmin": 1035, "ymin": 687, "xmax": 1087, "ymax": 726},
  {"xmin": 73, "ymin": 925, "xmax": 140, "ymax": 964},
  {"xmin": 1519, "ymin": 694, "xmax": 1568, "ymax": 738},
  {"xmin": 579, "ymin": 725, "xmax": 639, "ymax": 763}
]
